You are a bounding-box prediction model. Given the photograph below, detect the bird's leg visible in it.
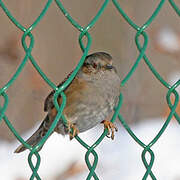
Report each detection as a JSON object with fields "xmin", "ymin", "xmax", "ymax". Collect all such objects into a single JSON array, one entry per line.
[
  {"xmin": 101, "ymin": 120, "xmax": 118, "ymax": 140},
  {"xmin": 67, "ymin": 121, "xmax": 79, "ymax": 140}
]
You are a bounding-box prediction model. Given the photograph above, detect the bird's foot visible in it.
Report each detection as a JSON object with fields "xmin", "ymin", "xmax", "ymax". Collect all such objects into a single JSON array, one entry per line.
[
  {"xmin": 101, "ymin": 120, "xmax": 118, "ymax": 140},
  {"xmin": 67, "ymin": 122, "xmax": 79, "ymax": 140}
]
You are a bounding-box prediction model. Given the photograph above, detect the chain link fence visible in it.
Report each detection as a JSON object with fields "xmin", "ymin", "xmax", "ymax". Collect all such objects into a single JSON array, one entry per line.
[{"xmin": 0, "ymin": 0, "xmax": 180, "ymax": 180}]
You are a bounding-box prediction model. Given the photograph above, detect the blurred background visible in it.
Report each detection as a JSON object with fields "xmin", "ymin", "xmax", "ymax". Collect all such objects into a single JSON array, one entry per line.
[{"xmin": 0, "ymin": 0, "xmax": 179, "ymax": 180}]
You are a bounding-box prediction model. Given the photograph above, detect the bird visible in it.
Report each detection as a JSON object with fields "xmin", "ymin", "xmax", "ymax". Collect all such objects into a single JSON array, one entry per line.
[{"xmin": 14, "ymin": 52, "xmax": 121, "ymax": 153}]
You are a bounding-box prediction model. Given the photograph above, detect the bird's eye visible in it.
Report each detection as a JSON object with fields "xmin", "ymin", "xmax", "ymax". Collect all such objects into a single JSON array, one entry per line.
[
  {"xmin": 92, "ymin": 63, "xmax": 97, "ymax": 68},
  {"xmin": 105, "ymin": 64, "xmax": 113, "ymax": 69}
]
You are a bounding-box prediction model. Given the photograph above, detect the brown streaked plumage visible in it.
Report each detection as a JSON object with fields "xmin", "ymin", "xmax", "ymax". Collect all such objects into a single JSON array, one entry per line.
[{"xmin": 15, "ymin": 52, "xmax": 121, "ymax": 153}]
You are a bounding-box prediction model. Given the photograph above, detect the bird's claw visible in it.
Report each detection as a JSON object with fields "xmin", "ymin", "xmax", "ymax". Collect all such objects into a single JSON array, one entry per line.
[
  {"xmin": 67, "ymin": 122, "xmax": 79, "ymax": 140},
  {"xmin": 102, "ymin": 120, "xmax": 118, "ymax": 140}
]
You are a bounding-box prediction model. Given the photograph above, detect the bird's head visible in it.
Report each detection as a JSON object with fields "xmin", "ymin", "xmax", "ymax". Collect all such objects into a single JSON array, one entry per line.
[{"xmin": 82, "ymin": 52, "xmax": 117, "ymax": 74}]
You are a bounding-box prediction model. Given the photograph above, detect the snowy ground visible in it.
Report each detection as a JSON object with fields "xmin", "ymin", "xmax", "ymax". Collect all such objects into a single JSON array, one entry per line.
[
  {"xmin": 0, "ymin": 118, "xmax": 180, "ymax": 180},
  {"xmin": 66, "ymin": 119, "xmax": 180, "ymax": 180},
  {"xmin": 0, "ymin": 123, "xmax": 89, "ymax": 180}
]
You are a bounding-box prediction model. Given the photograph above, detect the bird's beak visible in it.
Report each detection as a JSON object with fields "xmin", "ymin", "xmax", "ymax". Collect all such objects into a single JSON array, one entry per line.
[
  {"xmin": 106, "ymin": 65, "xmax": 113, "ymax": 69},
  {"xmin": 106, "ymin": 64, "xmax": 117, "ymax": 72}
]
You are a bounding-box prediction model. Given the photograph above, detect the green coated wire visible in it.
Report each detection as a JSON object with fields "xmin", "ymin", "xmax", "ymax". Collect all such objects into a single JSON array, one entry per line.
[
  {"xmin": 169, "ymin": 0, "xmax": 180, "ymax": 15},
  {"xmin": 0, "ymin": 92, "xmax": 8, "ymax": 122},
  {"xmin": 121, "ymin": 31, "xmax": 148, "ymax": 86},
  {"xmin": 28, "ymin": 151, "xmax": 41, "ymax": 180},
  {"xmin": 0, "ymin": 1, "xmax": 180, "ymax": 180},
  {"xmin": 142, "ymin": 148, "xmax": 156, "ymax": 180}
]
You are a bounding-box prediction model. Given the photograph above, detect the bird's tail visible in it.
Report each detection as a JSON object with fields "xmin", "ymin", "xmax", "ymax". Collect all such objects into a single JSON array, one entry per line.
[{"xmin": 14, "ymin": 115, "xmax": 51, "ymax": 153}]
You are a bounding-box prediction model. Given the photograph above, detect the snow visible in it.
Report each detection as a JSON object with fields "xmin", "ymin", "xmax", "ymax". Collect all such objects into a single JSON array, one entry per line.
[
  {"xmin": 1, "ymin": 119, "xmax": 180, "ymax": 180},
  {"xmin": 67, "ymin": 119, "xmax": 180, "ymax": 180},
  {"xmin": 0, "ymin": 122, "xmax": 91, "ymax": 180}
]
